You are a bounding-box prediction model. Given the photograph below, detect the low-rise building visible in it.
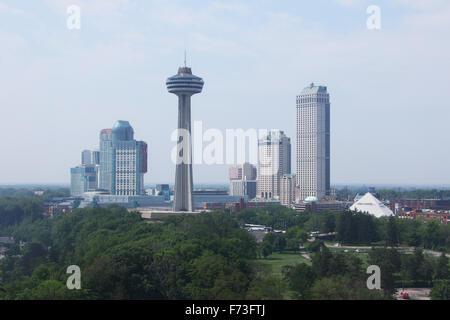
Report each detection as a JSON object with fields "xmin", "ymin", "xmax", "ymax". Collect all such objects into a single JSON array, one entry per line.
[
  {"xmin": 398, "ymin": 209, "xmax": 449, "ymax": 224},
  {"xmin": 293, "ymin": 197, "xmax": 347, "ymax": 213}
]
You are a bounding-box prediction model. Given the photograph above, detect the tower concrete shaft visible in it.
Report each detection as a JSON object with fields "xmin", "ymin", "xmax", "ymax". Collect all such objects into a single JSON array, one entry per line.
[
  {"xmin": 167, "ymin": 67, "xmax": 204, "ymax": 211},
  {"xmin": 174, "ymin": 94, "xmax": 193, "ymax": 211}
]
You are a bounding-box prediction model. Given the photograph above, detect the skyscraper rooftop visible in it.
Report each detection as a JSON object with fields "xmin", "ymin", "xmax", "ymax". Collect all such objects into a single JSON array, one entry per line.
[
  {"xmin": 112, "ymin": 120, "xmax": 134, "ymax": 142},
  {"xmin": 300, "ymin": 83, "xmax": 328, "ymax": 95}
]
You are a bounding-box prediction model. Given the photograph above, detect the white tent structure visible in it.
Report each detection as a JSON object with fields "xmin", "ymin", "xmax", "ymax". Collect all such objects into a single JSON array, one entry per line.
[{"xmin": 349, "ymin": 192, "xmax": 393, "ymax": 218}]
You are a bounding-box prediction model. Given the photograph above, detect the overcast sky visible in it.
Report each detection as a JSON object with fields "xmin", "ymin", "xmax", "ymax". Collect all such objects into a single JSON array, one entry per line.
[{"xmin": 0, "ymin": 0, "xmax": 449, "ymax": 185}]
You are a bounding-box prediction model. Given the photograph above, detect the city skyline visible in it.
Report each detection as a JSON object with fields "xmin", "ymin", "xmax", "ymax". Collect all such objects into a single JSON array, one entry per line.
[
  {"xmin": 1, "ymin": 1, "xmax": 449, "ymax": 185},
  {"xmin": 72, "ymin": 120, "xmax": 148, "ymax": 196}
]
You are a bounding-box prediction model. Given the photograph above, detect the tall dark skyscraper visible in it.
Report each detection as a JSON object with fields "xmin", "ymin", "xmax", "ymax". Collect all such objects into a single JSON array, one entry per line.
[{"xmin": 166, "ymin": 65, "xmax": 204, "ymax": 211}]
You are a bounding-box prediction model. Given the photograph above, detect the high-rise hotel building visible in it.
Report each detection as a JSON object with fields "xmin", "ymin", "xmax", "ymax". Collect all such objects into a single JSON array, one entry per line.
[
  {"xmin": 296, "ymin": 83, "xmax": 330, "ymax": 201},
  {"xmin": 99, "ymin": 121, "xmax": 148, "ymax": 196},
  {"xmin": 257, "ymin": 130, "xmax": 291, "ymax": 200}
]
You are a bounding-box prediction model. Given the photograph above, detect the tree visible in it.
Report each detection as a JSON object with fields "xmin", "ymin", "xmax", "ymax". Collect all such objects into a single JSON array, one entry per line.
[
  {"xmin": 312, "ymin": 246, "xmax": 333, "ymax": 278},
  {"xmin": 305, "ymin": 239, "xmax": 324, "ymax": 253},
  {"xmin": 311, "ymin": 276, "xmax": 387, "ymax": 300},
  {"xmin": 434, "ymin": 252, "xmax": 449, "ymax": 280},
  {"xmin": 284, "ymin": 226, "xmax": 308, "ymax": 252},
  {"xmin": 21, "ymin": 242, "xmax": 48, "ymax": 275},
  {"xmin": 246, "ymin": 274, "xmax": 286, "ymax": 300},
  {"xmin": 423, "ymin": 221, "xmax": 440, "ymax": 249},
  {"xmin": 310, "ymin": 276, "xmax": 346, "ymax": 300},
  {"xmin": 330, "ymin": 253, "xmax": 348, "ymax": 276},
  {"xmin": 336, "ymin": 211, "xmax": 379, "ymax": 244},
  {"xmin": 430, "ymin": 280, "xmax": 450, "ymax": 300},
  {"xmin": 346, "ymin": 254, "xmax": 364, "ymax": 280},
  {"xmin": 261, "ymin": 233, "xmax": 276, "ymax": 258},
  {"xmin": 401, "ymin": 247, "xmax": 433, "ymax": 287},
  {"xmin": 273, "ymin": 235, "xmax": 286, "ymax": 253},
  {"xmin": 283, "ymin": 263, "xmax": 315, "ymax": 299},
  {"xmin": 261, "ymin": 242, "xmax": 273, "ymax": 258},
  {"xmin": 72, "ymin": 200, "xmax": 81, "ymax": 209},
  {"xmin": 405, "ymin": 220, "xmax": 421, "ymax": 247},
  {"xmin": 368, "ymin": 247, "xmax": 401, "ymax": 295},
  {"xmin": 19, "ymin": 280, "xmax": 72, "ymax": 300},
  {"xmin": 386, "ymin": 216, "xmax": 399, "ymax": 247}
]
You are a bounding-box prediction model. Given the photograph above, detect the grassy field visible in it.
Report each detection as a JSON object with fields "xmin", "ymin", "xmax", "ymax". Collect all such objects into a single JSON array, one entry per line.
[{"xmin": 256, "ymin": 252, "xmax": 312, "ymax": 276}]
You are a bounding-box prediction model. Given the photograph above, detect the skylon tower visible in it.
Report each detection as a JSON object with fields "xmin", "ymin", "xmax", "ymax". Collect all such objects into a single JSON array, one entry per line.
[{"xmin": 166, "ymin": 64, "xmax": 204, "ymax": 211}]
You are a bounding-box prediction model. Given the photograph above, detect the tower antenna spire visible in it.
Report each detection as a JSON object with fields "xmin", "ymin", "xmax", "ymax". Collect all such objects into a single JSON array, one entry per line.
[{"xmin": 184, "ymin": 50, "xmax": 187, "ymax": 67}]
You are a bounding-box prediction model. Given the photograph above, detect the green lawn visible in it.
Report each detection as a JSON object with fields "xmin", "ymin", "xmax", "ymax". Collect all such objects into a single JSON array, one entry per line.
[{"xmin": 256, "ymin": 252, "xmax": 312, "ymax": 276}]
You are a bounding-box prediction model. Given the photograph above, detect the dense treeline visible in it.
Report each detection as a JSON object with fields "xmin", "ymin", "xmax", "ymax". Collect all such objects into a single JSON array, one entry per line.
[
  {"xmin": 1, "ymin": 199, "xmax": 449, "ymax": 300},
  {"xmin": 335, "ymin": 187, "xmax": 450, "ymax": 201},
  {"xmin": 368, "ymin": 247, "xmax": 449, "ymax": 296},
  {"xmin": 233, "ymin": 206, "xmax": 449, "ymax": 250},
  {"xmin": 282, "ymin": 247, "xmax": 387, "ymax": 299},
  {"xmin": 0, "ymin": 197, "xmax": 44, "ymax": 231},
  {"xmin": 1, "ymin": 206, "xmax": 260, "ymax": 299},
  {"xmin": 0, "ymin": 187, "xmax": 70, "ymax": 199},
  {"xmin": 281, "ymin": 245, "xmax": 449, "ymax": 299}
]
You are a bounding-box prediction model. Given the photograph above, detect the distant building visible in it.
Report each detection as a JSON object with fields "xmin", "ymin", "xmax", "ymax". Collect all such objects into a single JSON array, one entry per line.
[
  {"xmin": 98, "ymin": 121, "xmax": 148, "ymax": 195},
  {"xmin": 293, "ymin": 198, "xmax": 347, "ymax": 213},
  {"xmin": 70, "ymin": 165, "xmax": 97, "ymax": 196},
  {"xmin": 390, "ymin": 199, "xmax": 450, "ymax": 212},
  {"xmin": 296, "ymin": 83, "xmax": 331, "ymax": 201},
  {"xmin": 99, "ymin": 128, "xmax": 113, "ymax": 192},
  {"xmin": 229, "ymin": 163, "xmax": 257, "ymax": 199},
  {"xmin": 202, "ymin": 198, "xmax": 281, "ymax": 213},
  {"xmin": 229, "ymin": 163, "xmax": 257, "ymax": 181},
  {"xmin": 280, "ymin": 174, "xmax": 296, "ymax": 206},
  {"xmin": 349, "ymin": 192, "xmax": 393, "ymax": 218},
  {"xmin": 193, "ymin": 190, "xmax": 248, "ymax": 210},
  {"xmin": 257, "ymin": 130, "xmax": 291, "ymax": 200},
  {"xmin": 398, "ymin": 209, "xmax": 449, "ymax": 225},
  {"xmin": 155, "ymin": 184, "xmax": 170, "ymax": 201},
  {"xmin": 230, "ymin": 180, "xmax": 257, "ymax": 200},
  {"xmin": 91, "ymin": 150, "xmax": 100, "ymax": 165},
  {"xmin": 81, "ymin": 150, "xmax": 92, "ymax": 165}
]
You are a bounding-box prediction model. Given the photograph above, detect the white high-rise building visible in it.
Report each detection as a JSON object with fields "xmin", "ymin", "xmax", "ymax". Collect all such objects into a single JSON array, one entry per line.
[
  {"xmin": 296, "ymin": 83, "xmax": 330, "ymax": 201},
  {"xmin": 257, "ymin": 130, "xmax": 291, "ymax": 200}
]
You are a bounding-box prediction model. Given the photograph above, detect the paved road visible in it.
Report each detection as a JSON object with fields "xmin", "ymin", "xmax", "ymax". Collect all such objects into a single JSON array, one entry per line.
[{"xmin": 324, "ymin": 243, "xmax": 450, "ymax": 258}]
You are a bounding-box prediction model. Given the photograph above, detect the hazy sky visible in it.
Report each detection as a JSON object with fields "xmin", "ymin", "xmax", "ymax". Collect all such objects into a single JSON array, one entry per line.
[{"xmin": 0, "ymin": 0, "xmax": 449, "ymax": 185}]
